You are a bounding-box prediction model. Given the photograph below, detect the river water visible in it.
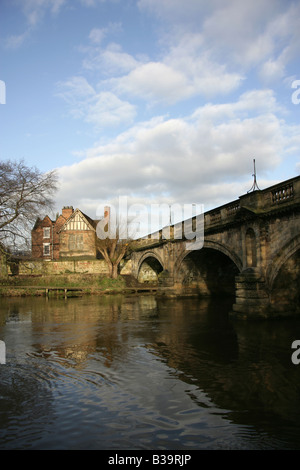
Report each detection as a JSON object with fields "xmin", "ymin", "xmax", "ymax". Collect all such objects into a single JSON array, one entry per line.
[{"xmin": 0, "ymin": 294, "xmax": 300, "ymax": 450}]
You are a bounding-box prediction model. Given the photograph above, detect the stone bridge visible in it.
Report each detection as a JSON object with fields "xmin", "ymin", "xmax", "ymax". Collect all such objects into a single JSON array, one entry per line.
[{"xmin": 130, "ymin": 175, "xmax": 300, "ymax": 319}]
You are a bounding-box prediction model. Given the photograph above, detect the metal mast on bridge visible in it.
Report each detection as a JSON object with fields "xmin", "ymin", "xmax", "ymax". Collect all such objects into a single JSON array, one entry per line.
[{"xmin": 247, "ymin": 158, "xmax": 260, "ymax": 192}]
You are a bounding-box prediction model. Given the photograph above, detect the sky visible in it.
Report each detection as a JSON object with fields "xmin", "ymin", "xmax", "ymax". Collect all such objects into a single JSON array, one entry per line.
[{"xmin": 1, "ymin": 0, "xmax": 300, "ymax": 222}]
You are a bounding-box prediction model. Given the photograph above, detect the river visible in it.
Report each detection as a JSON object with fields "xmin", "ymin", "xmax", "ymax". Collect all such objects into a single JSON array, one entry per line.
[{"xmin": 0, "ymin": 294, "xmax": 300, "ymax": 450}]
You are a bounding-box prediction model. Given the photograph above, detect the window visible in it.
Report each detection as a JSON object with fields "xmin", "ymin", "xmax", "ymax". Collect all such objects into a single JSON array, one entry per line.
[
  {"xmin": 43, "ymin": 243, "xmax": 50, "ymax": 256},
  {"xmin": 68, "ymin": 234, "xmax": 84, "ymax": 251},
  {"xmin": 43, "ymin": 227, "xmax": 51, "ymax": 238}
]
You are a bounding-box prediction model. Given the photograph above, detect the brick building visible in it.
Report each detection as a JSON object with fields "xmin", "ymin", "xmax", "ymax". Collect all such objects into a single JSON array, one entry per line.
[{"xmin": 31, "ymin": 206, "xmax": 102, "ymax": 260}]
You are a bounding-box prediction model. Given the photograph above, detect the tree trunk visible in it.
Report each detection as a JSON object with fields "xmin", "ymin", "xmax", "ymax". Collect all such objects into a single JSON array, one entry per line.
[
  {"xmin": 111, "ymin": 264, "xmax": 118, "ymax": 279},
  {"xmin": 106, "ymin": 261, "xmax": 119, "ymax": 279},
  {"xmin": 0, "ymin": 252, "xmax": 8, "ymax": 279}
]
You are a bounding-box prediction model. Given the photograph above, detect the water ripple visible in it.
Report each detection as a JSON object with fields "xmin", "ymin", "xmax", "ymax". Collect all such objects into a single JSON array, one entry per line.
[{"xmin": 1, "ymin": 295, "xmax": 300, "ymax": 449}]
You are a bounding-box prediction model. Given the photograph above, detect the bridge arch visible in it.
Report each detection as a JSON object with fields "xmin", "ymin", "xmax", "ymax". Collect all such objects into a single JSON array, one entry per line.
[
  {"xmin": 174, "ymin": 240, "xmax": 242, "ymax": 297},
  {"xmin": 136, "ymin": 251, "xmax": 164, "ymax": 284},
  {"xmin": 175, "ymin": 239, "xmax": 242, "ymax": 274},
  {"xmin": 267, "ymin": 234, "xmax": 300, "ymax": 314},
  {"xmin": 268, "ymin": 234, "xmax": 300, "ymax": 289}
]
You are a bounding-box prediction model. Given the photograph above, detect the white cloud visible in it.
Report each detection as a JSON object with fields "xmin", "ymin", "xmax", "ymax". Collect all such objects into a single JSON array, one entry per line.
[
  {"xmin": 86, "ymin": 91, "xmax": 137, "ymax": 127},
  {"xmin": 80, "ymin": 0, "xmax": 110, "ymax": 5},
  {"xmin": 5, "ymin": 30, "xmax": 30, "ymax": 49},
  {"xmin": 114, "ymin": 62, "xmax": 189, "ymax": 104},
  {"xmin": 79, "ymin": 14, "xmax": 244, "ymax": 107},
  {"xmin": 83, "ymin": 43, "xmax": 140, "ymax": 75},
  {"xmin": 165, "ymin": 38, "xmax": 244, "ymax": 98},
  {"xmin": 56, "ymin": 89, "xmax": 294, "ymax": 216},
  {"xmin": 138, "ymin": 0, "xmax": 300, "ymax": 82},
  {"xmin": 88, "ymin": 22, "xmax": 122, "ymax": 45},
  {"xmin": 192, "ymin": 89, "xmax": 283, "ymax": 121},
  {"xmin": 56, "ymin": 76, "xmax": 136, "ymax": 127},
  {"xmin": 4, "ymin": 0, "xmax": 68, "ymax": 50},
  {"xmin": 8, "ymin": 0, "xmax": 299, "ymax": 217},
  {"xmin": 101, "ymin": 36, "xmax": 243, "ymax": 105},
  {"xmin": 138, "ymin": 0, "xmax": 210, "ymax": 24},
  {"xmin": 51, "ymin": 0, "xmax": 298, "ymax": 111},
  {"xmin": 200, "ymin": 1, "xmax": 278, "ymax": 65},
  {"xmin": 259, "ymin": 57, "xmax": 286, "ymax": 82},
  {"xmin": 57, "ymin": 76, "xmax": 95, "ymax": 102},
  {"xmin": 21, "ymin": 0, "xmax": 67, "ymax": 25},
  {"xmin": 7, "ymin": 0, "xmax": 115, "ymax": 48},
  {"xmin": 89, "ymin": 28, "xmax": 107, "ymax": 45}
]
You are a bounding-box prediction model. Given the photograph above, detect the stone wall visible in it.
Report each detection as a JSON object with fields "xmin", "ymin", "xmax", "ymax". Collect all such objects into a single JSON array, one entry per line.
[
  {"xmin": 59, "ymin": 231, "xmax": 97, "ymax": 259},
  {"xmin": 8, "ymin": 258, "xmax": 132, "ymax": 276}
]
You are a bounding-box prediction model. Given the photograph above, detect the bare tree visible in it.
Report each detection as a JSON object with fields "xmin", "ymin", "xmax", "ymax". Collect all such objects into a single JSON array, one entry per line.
[
  {"xmin": 0, "ymin": 159, "xmax": 58, "ymax": 256},
  {"xmin": 96, "ymin": 209, "xmax": 136, "ymax": 279},
  {"xmin": 96, "ymin": 237, "xmax": 130, "ymax": 279}
]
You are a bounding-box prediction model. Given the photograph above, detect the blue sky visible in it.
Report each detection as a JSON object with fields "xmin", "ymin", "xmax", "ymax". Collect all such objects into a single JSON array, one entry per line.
[{"xmin": 1, "ymin": 0, "xmax": 300, "ymax": 218}]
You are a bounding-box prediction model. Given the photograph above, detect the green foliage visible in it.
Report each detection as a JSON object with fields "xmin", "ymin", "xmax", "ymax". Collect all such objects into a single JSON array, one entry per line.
[{"xmin": 97, "ymin": 276, "xmax": 126, "ymax": 289}]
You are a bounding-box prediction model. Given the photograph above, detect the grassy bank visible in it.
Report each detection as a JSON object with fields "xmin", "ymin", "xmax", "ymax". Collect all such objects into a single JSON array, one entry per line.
[
  {"xmin": 0, "ymin": 274, "xmax": 157, "ymax": 297},
  {"xmin": 0, "ymin": 274, "xmax": 124, "ymax": 296}
]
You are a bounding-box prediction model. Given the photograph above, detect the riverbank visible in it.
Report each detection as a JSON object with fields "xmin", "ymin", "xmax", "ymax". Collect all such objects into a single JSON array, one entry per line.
[{"xmin": 0, "ymin": 274, "xmax": 158, "ymax": 297}]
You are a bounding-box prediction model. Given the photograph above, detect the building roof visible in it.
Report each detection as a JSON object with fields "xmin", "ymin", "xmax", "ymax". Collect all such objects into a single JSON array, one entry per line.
[{"xmin": 58, "ymin": 208, "xmax": 98, "ymax": 232}]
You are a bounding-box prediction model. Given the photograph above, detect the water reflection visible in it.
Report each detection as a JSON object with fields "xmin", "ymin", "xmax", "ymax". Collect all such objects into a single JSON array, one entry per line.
[{"xmin": 0, "ymin": 294, "xmax": 300, "ymax": 449}]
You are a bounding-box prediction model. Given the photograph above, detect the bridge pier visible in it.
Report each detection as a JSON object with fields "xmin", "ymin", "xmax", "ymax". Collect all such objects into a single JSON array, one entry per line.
[{"xmin": 230, "ymin": 268, "xmax": 271, "ymax": 319}]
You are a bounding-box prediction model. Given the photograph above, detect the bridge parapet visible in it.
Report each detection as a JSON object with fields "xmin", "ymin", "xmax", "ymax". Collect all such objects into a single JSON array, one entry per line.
[
  {"xmin": 271, "ymin": 180, "xmax": 294, "ymax": 204},
  {"xmin": 205, "ymin": 200, "xmax": 240, "ymax": 228},
  {"xmin": 240, "ymin": 176, "xmax": 300, "ymax": 211},
  {"xmin": 205, "ymin": 175, "xmax": 300, "ymax": 231},
  {"xmin": 132, "ymin": 176, "xmax": 300, "ymax": 249}
]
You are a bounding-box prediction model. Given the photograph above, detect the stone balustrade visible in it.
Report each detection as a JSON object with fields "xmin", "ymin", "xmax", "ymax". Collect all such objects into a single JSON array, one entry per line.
[{"xmin": 271, "ymin": 182, "xmax": 294, "ymax": 204}]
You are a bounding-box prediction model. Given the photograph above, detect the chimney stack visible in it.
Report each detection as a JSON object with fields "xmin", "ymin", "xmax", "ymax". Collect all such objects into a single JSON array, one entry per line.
[{"xmin": 62, "ymin": 206, "xmax": 74, "ymax": 219}]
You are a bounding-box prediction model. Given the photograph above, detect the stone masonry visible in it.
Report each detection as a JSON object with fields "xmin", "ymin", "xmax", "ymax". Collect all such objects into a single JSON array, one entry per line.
[{"xmin": 131, "ymin": 176, "xmax": 300, "ymax": 319}]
